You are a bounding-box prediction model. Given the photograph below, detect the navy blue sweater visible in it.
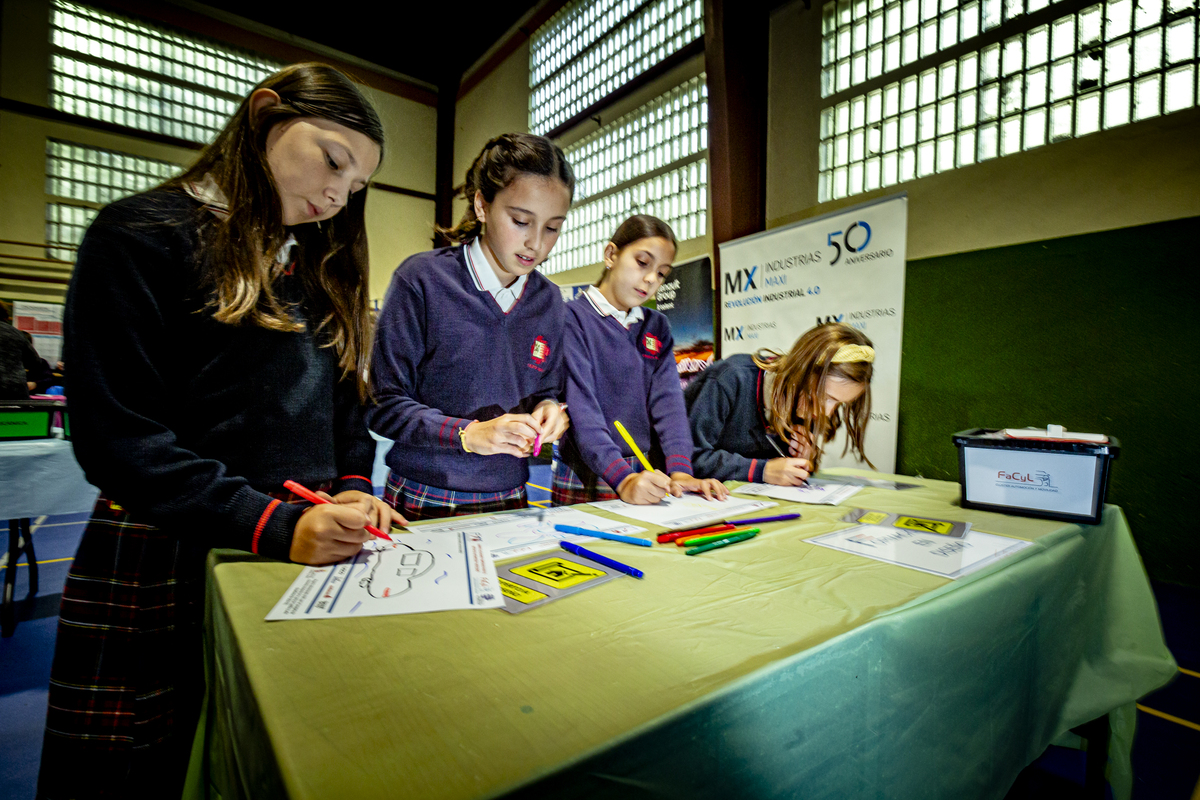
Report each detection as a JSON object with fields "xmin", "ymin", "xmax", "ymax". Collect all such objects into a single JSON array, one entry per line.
[
  {"xmin": 367, "ymin": 246, "xmax": 566, "ymax": 492},
  {"xmin": 683, "ymin": 354, "xmax": 777, "ymax": 483},
  {"xmin": 64, "ymin": 191, "xmax": 375, "ymax": 562},
  {"xmin": 559, "ymin": 293, "xmax": 693, "ymax": 491}
]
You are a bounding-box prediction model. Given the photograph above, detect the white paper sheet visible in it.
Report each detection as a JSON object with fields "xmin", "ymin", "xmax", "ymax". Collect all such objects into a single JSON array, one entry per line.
[
  {"xmin": 587, "ymin": 494, "xmax": 777, "ymax": 530},
  {"xmin": 265, "ymin": 530, "xmax": 503, "ymax": 620},
  {"xmin": 806, "ymin": 524, "xmax": 1033, "ymax": 579},
  {"xmin": 733, "ymin": 480, "xmax": 863, "ymax": 506},
  {"xmin": 405, "ymin": 505, "xmax": 649, "ymax": 559}
]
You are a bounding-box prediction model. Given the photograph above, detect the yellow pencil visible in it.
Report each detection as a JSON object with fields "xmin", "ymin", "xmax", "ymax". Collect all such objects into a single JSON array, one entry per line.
[{"xmin": 614, "ymin": 420, "xmax": 655, "ymax": 473}]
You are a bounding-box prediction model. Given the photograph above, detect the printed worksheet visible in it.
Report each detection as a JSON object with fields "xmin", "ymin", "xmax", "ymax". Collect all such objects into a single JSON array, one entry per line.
[
  {"xmin": 733, "ymin": 480, "xmax": 863, "ymax": 506},
  {"xmin": 265, "ymin": 530, "xmax": 503, "ymax": 620},
  {"xmin": 588, "ymin": 494, "xmax": 777, "ymax": 530},
  {"xmin": 405, "ymin": 505, "xmax": 648, "ymax": 560},
  {"xmin": 807, "ymin": 524, "xmax": 1033, "ymax": 579}
]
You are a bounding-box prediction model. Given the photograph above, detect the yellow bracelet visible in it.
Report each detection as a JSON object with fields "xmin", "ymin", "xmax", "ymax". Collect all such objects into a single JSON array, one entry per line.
[{"xmin": 459, "ymin": 422, "xmax": 475, "ymax": 453}]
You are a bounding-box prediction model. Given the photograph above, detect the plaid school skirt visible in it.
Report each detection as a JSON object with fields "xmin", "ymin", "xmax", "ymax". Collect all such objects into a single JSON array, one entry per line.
[
  {"xmin": 550, "ymin": 456, "xmax": 641, "ymax": 506},
  {"xmin": 38, "ymin": 486, "xmax": 318, "ymax": 800},
  {"xmin": 383, "ymin": 471, "xmax": 527, "ymax": 521}
]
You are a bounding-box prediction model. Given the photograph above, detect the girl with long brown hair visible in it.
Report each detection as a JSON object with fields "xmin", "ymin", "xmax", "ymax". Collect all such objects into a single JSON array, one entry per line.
[
  {"xmin": 368, "ymin": 133, "xmax": 574, "ymax": 519},
  {"xmin": 39, "ymin": 63, "xmax": 402, "ymax": 799},
  {"xmin": 684, "ymin": 322, "xmax": 875, "ymax": 484}
]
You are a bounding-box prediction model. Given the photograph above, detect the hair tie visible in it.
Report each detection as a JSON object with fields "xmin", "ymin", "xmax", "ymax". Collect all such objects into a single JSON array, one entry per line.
[{"xmin": 831, "ymin": 344, "xmax": 875, "ymax": 364}]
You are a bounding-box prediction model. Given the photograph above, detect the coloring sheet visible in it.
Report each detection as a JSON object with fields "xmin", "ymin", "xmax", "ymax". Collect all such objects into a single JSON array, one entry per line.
[
  {"xmin": 733, "ymin": 480, "xmax": 863, "ymax": 506},
  {"xmin": 588, "ymin": 494, "xmax": 777, "ymax": 530},
  {"xmin": 265, "ymin": 530, "xmax": 503, "ymax": 620},
  {"xmin": 404, "ymin": 505, "xmax": 648, "ymax": 560},
  {"xmin": 807, "ymin": 524, "xmax": 1033, "ymax": 579}
]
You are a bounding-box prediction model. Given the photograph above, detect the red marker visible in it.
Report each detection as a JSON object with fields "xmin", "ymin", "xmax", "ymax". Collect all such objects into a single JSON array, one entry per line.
[
  {"xmin": 656, "ymin": 524, "xmax": 736, "ymax": 543},
  {"xmin": 282, "ymin": 480, "xmax": 390, "ymax": 540}
]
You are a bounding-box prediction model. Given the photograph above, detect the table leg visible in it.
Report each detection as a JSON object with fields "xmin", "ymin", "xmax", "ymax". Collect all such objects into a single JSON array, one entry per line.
[
  {"xmin": 20, "ymin": 518, "xmax": 37, "ymax": 597},
  {"xmin": 2, "ymin": 519, "xmax": 18, "ymax": 637}
]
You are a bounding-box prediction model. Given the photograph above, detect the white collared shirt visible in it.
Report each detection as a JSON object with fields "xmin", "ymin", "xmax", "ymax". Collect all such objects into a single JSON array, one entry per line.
[
  {"xmin": 465, "ymin": 237, "xmax": 527, "ymax": 313},
  {"xmin": 584, "ymin": 285, "xmax": 644, "ymax": 330}
]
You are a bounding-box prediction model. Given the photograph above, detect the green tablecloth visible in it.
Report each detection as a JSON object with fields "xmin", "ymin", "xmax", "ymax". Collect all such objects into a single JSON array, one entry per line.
[{"xmin": 194, "ymin": 471, "xmax": 1175, "ymax": 799}]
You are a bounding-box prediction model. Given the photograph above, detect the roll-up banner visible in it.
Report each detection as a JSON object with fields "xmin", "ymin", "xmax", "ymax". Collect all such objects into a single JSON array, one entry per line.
[
  {"xmin": 654, "ymin": 255, "xmax": 714, "ymax": 390},
  {"xmin": 717, "ymin": 194, "xmax": 907, "ymax": 472}
]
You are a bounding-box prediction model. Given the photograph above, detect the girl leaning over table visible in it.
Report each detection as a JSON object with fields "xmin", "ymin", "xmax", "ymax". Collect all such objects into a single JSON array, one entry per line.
[
  {"xmin": 38, "ymin": 64, "xmax": 403, "ymax": 800},
  {"xmin": 552, "ymin": 214, "xmax": 727, "ymax": 506},
  {"xmin": 684, "ymin": 322, "xmax": 875, "ymax": 484},
  {"xmin": 366, "ymin": 133, "xmax": 573, "ymax": 520}
]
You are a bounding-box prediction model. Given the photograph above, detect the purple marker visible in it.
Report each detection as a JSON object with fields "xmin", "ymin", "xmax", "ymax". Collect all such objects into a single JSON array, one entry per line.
[{"xmin": 725, "ymin": 513, "xmax": 802, "ymax": 526}]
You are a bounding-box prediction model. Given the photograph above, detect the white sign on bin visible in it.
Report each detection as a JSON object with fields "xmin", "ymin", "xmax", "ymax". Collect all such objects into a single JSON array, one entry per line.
[{"xmin": 962, "ymin": 448, "xmax": 1100, "ymax": 517}]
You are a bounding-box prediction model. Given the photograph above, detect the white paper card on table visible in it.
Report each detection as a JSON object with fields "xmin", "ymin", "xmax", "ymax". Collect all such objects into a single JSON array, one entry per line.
[
  {"xmin": 265, "ymin": 530, "xmax": 503, "ymax": 620},
  {"xmin": 733, "ymin": 480, "xmax": 863, "ymax": 506},
  {"xmin": 807, "ymin": 524, "xmax": 1033, "ymax": 579},
  {"xmin": 588, "ymin": 493, "xmax": 776, "ymax": 530},
  {"xmin": 405, "ymin": 505, "xmax": 648, "ymax": 560}
]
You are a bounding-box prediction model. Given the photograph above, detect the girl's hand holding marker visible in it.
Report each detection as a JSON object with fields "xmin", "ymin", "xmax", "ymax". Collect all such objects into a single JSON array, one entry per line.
[{"xmin": 460, "ymin": 401, "xmax": 568, "ymax": 458}]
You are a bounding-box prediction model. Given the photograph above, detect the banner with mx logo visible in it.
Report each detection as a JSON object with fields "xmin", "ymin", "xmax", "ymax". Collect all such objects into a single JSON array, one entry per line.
[{"xmin": 717, "ymin": 193, "xmax": 907, "ymax": 472}]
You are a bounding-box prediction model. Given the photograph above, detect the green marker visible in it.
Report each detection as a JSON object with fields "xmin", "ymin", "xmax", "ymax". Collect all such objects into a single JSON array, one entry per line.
[
  {"xmin": 685, "ymin": 531, "xmax": 757, "ymax": 555},
  {"xmin": 677, "ymin": 527, "xmax": 760, "ymax": 547}
]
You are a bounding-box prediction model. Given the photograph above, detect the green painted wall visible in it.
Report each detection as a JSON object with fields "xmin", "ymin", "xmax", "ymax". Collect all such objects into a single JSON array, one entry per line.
[{"xmin": 897, "ymin": 216, "xmax": 1200, "ymax": 586}]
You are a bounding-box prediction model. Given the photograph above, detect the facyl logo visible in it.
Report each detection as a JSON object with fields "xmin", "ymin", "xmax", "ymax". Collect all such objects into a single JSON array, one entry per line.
[
  {"xmin": 997, "ymin": 470, "xmax": 1055, "ymax": 487},
  {"xmin": 723, "ymin": 266, "xmax": 758, "ymax": 294}
]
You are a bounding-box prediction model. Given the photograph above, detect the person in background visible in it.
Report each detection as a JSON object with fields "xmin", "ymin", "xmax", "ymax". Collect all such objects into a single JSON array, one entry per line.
[
  {"xmin": 38, "ymin": 63, "xmax": 402, "ymax": 800},
  {"xmin": 0, "ymin": 304, "xmax": 47, "ymax": 400},
  {"xmin": 685, "ymin": 322, "xmax": 875, "ymax": 484},
  {"xmin": 367, "ymin": 133, "xmax": 572, "ymax": 520},
  {"xmin": 553, "ymin": 214, "xmax": 727, "ymax": 505}
]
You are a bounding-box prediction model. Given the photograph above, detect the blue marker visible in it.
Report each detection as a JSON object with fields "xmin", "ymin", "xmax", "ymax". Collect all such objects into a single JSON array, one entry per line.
[
  {"xmin": 554, "ymin": 524, "xmax": 653, "ymax": 547},
  {"xmin": 560, "ymin": 541, "xmax": 644, "ymax": 579}
]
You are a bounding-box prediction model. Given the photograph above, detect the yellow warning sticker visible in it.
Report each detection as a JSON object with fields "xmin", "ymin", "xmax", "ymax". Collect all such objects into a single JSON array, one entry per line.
[
  {"xmin": 895, "ymin": 516, "xmax": 955, "ymax": 535},
  {"xmin": 499, "ymin": 578, "xmax": 548, "ymax": 604},
  {"xmin": 512, "ymin": 558, "xmax": 606, "ymax": 589},
  {"xmin": 858, "ymin": 511, "xmax": 889, "ymax": 525}
]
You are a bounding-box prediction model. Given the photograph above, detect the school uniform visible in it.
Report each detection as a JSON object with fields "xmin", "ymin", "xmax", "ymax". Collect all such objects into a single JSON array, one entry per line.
[
  {"xmin": 367, "ymin": 238, "xmax": 566, "ymax": 519},
  {"xmin": 683, "ymin": 353, "xmax": 780, "ymax": 482},
  {"xmin": 552, "ymin": 286, "xmax": 693, "ymax": 504},
  {"xmin": 38, "ymin": 189, "xmax": 375, "ymax": 799}
]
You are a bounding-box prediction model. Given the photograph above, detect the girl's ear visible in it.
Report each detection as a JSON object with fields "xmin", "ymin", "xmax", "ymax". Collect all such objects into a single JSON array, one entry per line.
[
  {"xmin": 602, "ymin": 241, "xmax": 618, "ymax": 269},
  {"xmin": 473, "ymin": 190, "xmax": 488, "ymax": 225},
  {"xmin": 248, "ymin": 88, "xmax": 282, "ymax": 122}
]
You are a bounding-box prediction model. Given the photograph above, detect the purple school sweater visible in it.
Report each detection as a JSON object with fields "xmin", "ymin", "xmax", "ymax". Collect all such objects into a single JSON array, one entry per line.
[
  {"xmin": 559, "ymin": 293, "xmax": 694, "ymax": 491},
  {"xmin": 367, "ymin": 245, "xmax": 565, "ymax": 492}
]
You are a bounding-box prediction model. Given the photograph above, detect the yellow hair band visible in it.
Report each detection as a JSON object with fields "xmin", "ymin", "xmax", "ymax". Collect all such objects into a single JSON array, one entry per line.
[{"xmin": 831, "ymin": 344, "xmax": 875, "ymax": 364}]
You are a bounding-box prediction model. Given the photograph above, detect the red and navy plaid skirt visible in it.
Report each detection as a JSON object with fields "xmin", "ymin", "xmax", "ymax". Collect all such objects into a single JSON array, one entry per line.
[
  {"xmin": 383, "ymin": 471, "xmax": 527, "ymax": 521},
  {"xmin": 550, "ymin": 457, "xmax": 641, "ymax": 506},
  {"xmin": 38, "ymin": 486, "xmax": 317, "ymax": 800}
]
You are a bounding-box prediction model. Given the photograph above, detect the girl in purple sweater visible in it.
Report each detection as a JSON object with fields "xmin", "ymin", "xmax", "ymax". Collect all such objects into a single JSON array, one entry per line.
[
  {"xmin": 553, "ymin": 215, "xmax": 727, "ymax": 505},
  {"xmin": 369, "ymin": 134, "xmax": 573, "ymax": 519}
]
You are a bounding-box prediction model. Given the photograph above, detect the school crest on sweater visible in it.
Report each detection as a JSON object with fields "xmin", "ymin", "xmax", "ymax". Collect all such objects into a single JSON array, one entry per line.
[
  {"xmin": 642, "ymin": 333, "xmax": 663, "ymax": 359},
  {"xmin": 529, "ymin": 335, "xmax": 551, "ymax": 371}
]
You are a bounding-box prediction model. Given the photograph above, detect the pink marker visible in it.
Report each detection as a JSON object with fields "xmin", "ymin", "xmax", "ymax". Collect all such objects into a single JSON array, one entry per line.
[{"xmin": 283, "ymin": 480, "xmax": 390, "ymax": 540}]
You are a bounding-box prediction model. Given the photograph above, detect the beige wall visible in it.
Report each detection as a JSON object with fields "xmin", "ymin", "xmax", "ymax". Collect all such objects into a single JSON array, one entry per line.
[
  {"xmin": 0, "ymin": 0, "xmax": 436, "ymax": 304},
  {"xmin": 767, "ymin": 0, "xmax": 1200, "ymax": 259}
]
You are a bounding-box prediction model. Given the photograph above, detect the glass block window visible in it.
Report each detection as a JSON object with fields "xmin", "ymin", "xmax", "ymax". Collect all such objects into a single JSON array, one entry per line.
[
  {"xmin": 49, "ymin": 0, "xmax": 280, "ymax": 143},
  {"xmin": 544, "ymin": 161, "xmax": 707, "ymax": 274},
  {"xmin": 530, "ymin": 0, "xmax": 705, "ymax": 135},
  {"xmin": 819, "ymin": 0, "xmax": 1200, "ymax": 201},
  {"xmin": 45, "ymin": 204, "xmax": 96, "ymax": 262},
  {"xmin": 44, "ymin": 139, "xmax": 183, "ymax": 260},
  {"xmin": 568, "ymin": 75, "xmax": 708, "ymax": 202}
]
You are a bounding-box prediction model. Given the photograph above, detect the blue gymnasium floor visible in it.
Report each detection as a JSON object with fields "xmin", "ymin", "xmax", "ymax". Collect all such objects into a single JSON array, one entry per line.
[{"xmin": 2, "ymin": 466, "xmax": 1197, "ymax": 800}]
